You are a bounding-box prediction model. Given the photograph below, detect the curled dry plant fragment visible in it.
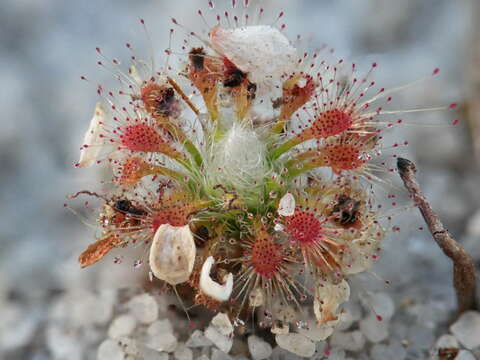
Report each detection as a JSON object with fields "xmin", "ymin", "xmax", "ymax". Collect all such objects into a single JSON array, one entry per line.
[
  {"xmin": 199, "ymin": 256, "xmax": 233, "ymax": 302},
  {"xmin": 397, "ymin": 158, "xmax": 477, "ymax": 313},
  {"xmin": 314, "ymin": 280, "xmax": 350, "ymax": 325},
  {"xmin": 149, "ymin": 224, "xmax": 196, "ymax": 285}
]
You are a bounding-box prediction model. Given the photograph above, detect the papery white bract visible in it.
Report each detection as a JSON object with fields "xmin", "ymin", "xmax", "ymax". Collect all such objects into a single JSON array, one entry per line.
[
  {"xmin": 149, "ymin": 224, "xmax": 196, "ymax": 285},
  {"xmin": 278, "ymin": 192, "xmax": 295, "ymax": 216},
  {"xmin": 78, "ymin": 103, "xmax": 109, "ymax": 167},
  {"xmin": 199, "ymin": 256, "xmax": 233, "ymax": 302}
]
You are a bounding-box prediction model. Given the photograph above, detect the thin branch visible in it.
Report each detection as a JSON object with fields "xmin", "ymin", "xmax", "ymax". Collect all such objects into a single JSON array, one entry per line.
[{"xmin": 396, "ymin": 157, "xmax": 477, "ymax": 314}]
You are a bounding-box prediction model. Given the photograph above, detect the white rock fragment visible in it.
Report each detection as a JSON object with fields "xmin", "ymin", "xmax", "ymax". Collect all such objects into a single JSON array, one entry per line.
[
  {"xmin": 330, "ymin": 330, "xmax": 366, "ymax": 352},
  {"xmin": 46, "ymin": 325, "xmax": 83, "ymax": 360},
  {"xmin": 297, "ymin": 320, "xmax": 335, "ymax": 341},
  {"xmin": 108, "ymin": 314, "xmax": 137, "ymax": 339},
  {"xmin": 155, "ymin": 353, "xmax": 170, "ymax": 360},
  {"xmin": 174, "ymin": 343, "xmax": 193, "ymax": 360},
  {"xmin": 94, "ymin": 291, "xmax": 116, "ymax": 326},
  {"xmin": 211, "ymin": 313, "xmax": 234, "ymax": 336},
  {"xmin": 359, "ymin": 313, "xmax": 389, "ymax": 343},
  {"xmin": 409, "ymin": 325, "xmax": 435, "ymax": 351},
  {"xmin": 150, "ymin": 224, "xmax": 196, "ymax": 285},
  {"xmin": 336, "ymin": 301, "xmax": 362, "ymax": 331},
  {"xmin": 450, "ymin": 311, "xmax": 480, "ymax": 349},
  {"xmin": 205, "ymin": 325, "xmax": 233, "ymax": 354},
  {"xmin": 0, "ymin": 303, "xmax": 38, "ymax": 351},
  {"xmin": 97, "ymin": 339, "xmax": 125, "ymax": 360},
  {"xmin": 146, "ymin": 319, "xmax": 178, "ymax": 352},
  {"xmin": 199, "ymin": 256, "xmax": 233, "ymax": 302},
  {"xmin": 370, "ymin": 342, "xmax": 406, "ymax": 360},
  {"xmin": 363, "ymin": 292, "xmax": 395, "ymax": 321},
  {"xmin": 275, "ymin": 333, "xmax": 316, "ymax": 358},
  {"xmin": 117, "ymin": 337, "xmax": 141, "ymax": 357},
  {"xmin": 457, "ymin": 350, "xmax": 476, "ymax": 360},
  {"xmin": 326, "ymin": 348, "xmax": 347, "ymax": 360},
  {"xmin": 248, "ymin": 335, "xmax": 273, "ymax": 360},
  {"xmin": 211, "ymin": 348, "xmax": 234, "ymax": 360},
  {"xmin": 278, "ymin": 192, "xmax": 295, "ymax": 216},
  {"xmin": 70, "ymin": 291, "xmax": 104, "ymax": 327},
  {"xmin": 197, "ymin": 356, "xmax": 211, "ymax": 360},
  {"xmin": 210, "ymin": 25, "xmax": 297, "ymax": 94},
  {"xmin": 128, "ymin": 293, "xmax": 159, "ymax": 324},
  {"xmin": 435, "ymin": 334, "xmax": 459, "ymax": 349},
  {"xmin": 186, "ymin": 330, "xmax": 213, "ymax": 348}
]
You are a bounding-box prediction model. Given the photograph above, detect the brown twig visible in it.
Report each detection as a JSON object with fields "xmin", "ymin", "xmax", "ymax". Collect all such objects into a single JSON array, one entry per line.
[{"xmin": 397, "ymin": 158, "xmax": 477, "ymax": 313}]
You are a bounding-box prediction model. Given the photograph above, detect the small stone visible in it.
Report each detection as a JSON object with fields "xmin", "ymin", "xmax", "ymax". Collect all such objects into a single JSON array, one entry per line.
[
  {"xmin": 361, "ymin": 292, "xmax": 395, "ymax": 321},
  {"xmin": 248, "ymin": 335, "xmax": 272, "ymax": 360},
  {"xmin": 450, "ymin": 311, "xmax": 480, "ymax": 349},
  {"xmin": 46, "ymin": 325, "xmax": 83, "ymax": 360},
  {"xmin": 327, "ymin": 348, "xmax": 346, "ymax": 360},
  {"xmin": 370, "ymin": 342, "xmax": 406, "ymax": 360},
  {"xmin": 297, "ymin": 320, "xmax": 335, "ymax": 341},
  {"xmin": 0, "ymin": 303, "xmax": 38, "ymax": 350},
  {"xmin": 108, "ymin": 314, "xmax": 137, "ymax": 339},
  {"xmin": 148, "ymin": 319, "xmax": 173, "ymax": 336},
  {"xmin": 466, "ymin": 210, "xmax": 480, "ymax": 237},
  {"xmin": 93, "ymin": 290, "xmax": 115, "ymax": 325},
  {"xmin": 97, "ymin": 339, "xmax": 125, "ymax": 360},
  {"xmin": 174, "ymin": 343, "xmax": 193, "ymax": 360},
  {"xmin": 205, "ymin": 325, "xmax": 233, "ymax": 354},
  {"xmin": 330, "ymin": 330, "xmax": 365, "ymax": 352},
  {"xmin": 275, "ymin": 333, "xmax": 316, "ymax": 358},
  {"xmin": 197, "ymin": 355, "xmax": 210, "ymax": 360},
  {"xmin": 146, "ymin": 319, "xmax": 177, "ymax": 352},
  {"xmin": 71, "ymin": 291, "xmax": 101, "ymax": 327},
  {"xmin": 408, "ymin": 325, "xmax": 435, "ymax": 351},
  {"xmin": 336, "ymin": 301, "xmax": 362, "ymax": 331},
  {"xmin": 359, "ymin": 313, "xmax": 389, "ymax": 343},
  {"xmin": 154, "ymin": 354, "xmax": 170, "ymax": 360},
  {"xmin": 211, "ymin": 348, "xmax": 233, "ymax": 360},
  {"xmin": 186, "ymin": 330, "xmax": 213, "ymax": 348},
  {"xmin": 117, "ymin": 337, "xmax": 142, "ymax": 356},
  {"xmin": 211, "ymin": 313, "xmax": 234, "ymax": 336},
  {"xmin": 128, "ymin": 293, "xmax": 159, "ymax": 324},
  {"xmin": 435, "ymin": 334, "xmax": 459, "ymax": 349},
  {"xmin": 270, "ymin": 346, "xmax": 304, "ymax": 360},
  {"xmin": 456, "ymin": 350, "xmax": 476, "ymax": 360}
]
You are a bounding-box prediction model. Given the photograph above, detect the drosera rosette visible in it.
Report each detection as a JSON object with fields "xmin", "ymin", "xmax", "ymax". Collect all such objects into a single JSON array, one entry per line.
[{"xmin": 70, "ymin": 0, "xmax": 457, "ymax": 346}]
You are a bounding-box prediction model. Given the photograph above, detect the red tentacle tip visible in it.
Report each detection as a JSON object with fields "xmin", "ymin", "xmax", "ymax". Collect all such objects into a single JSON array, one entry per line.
[{"xmin": 432, "ymin": 68, "xmax": 440, "ymax": 75}]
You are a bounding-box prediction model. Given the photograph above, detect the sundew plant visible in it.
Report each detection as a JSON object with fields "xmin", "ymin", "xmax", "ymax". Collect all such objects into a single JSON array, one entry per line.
[{"xmin": 73, "ymin": 0, "xmax": 457, "ymax": 338}]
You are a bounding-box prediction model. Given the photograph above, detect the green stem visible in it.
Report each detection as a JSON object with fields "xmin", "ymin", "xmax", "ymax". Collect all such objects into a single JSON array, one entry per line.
[
  {"xmin": 183, "ymin": 139, "xmax": 203, "ymax": 168},
  {"xmin": 270, "ymin": 136, "xmax": 302, "ymax": 160}
]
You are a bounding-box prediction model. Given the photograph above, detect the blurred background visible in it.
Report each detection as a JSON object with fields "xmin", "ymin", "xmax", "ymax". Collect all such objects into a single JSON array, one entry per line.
[{"xmin": 1, "ymin": 0, "xmax": 479, "ymax": 359}]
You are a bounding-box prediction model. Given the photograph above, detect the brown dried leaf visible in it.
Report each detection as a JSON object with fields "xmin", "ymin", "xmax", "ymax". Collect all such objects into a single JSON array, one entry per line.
[{"xmin": 78, "ymin": 234, "xmax": 119, "ymax": 268}]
